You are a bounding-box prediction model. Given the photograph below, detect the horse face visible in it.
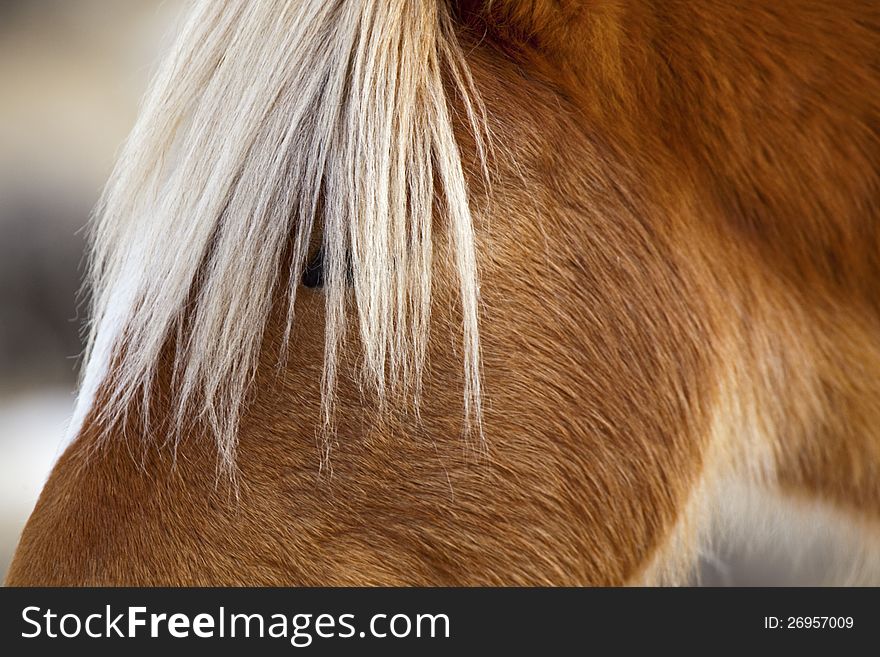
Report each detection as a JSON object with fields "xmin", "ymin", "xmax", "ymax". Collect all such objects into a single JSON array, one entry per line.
[{"xmin": 8, "ymin": 0, "xmax": 880, "ymax": 585}]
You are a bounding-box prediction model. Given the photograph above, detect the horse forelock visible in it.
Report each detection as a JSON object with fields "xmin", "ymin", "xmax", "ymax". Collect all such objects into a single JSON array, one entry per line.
[{"xmin": 75, "ymin": 0, "xmax": 489, "ymax": 469}]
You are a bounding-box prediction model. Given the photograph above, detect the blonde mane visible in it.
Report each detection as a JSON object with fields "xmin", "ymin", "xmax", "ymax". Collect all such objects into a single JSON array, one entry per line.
[{"xmin": 74, "ymin": 0, "xmax": 487, "ymax": 468}]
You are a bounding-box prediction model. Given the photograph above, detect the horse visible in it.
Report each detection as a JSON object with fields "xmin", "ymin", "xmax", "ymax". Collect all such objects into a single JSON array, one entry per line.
[{"xmin": 6, "ymin": 0, "xmax": 880, "ymax": 586}]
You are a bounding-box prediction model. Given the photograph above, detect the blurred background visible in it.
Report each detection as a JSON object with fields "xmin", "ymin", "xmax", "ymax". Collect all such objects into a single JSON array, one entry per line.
[{"xmin": 0, "ymin": 0, "xmax": 183, "ymax": 580}]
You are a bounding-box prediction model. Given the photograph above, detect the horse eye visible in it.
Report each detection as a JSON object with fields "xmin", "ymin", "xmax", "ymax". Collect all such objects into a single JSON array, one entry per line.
[{"xmin": 301, "ymin": 248, "xmax": 324, "ymax": 289}]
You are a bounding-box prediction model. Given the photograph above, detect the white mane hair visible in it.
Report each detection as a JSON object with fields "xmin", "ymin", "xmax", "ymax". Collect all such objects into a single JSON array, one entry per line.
[{"xmin": 72, "ymin": 0, "xmax": 488, "ymax": 468}]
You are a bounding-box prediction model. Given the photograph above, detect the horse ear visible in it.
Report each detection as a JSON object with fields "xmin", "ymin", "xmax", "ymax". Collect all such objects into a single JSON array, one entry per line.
[{"xmin": 451, "ymin": 0, "xmax": 590, "ymax": 56}]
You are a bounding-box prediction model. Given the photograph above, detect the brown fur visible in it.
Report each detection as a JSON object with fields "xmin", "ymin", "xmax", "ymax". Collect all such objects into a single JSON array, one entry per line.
[{"xmin": 8, "ymin": 0, "xmax": 880, "ymax": 585}]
